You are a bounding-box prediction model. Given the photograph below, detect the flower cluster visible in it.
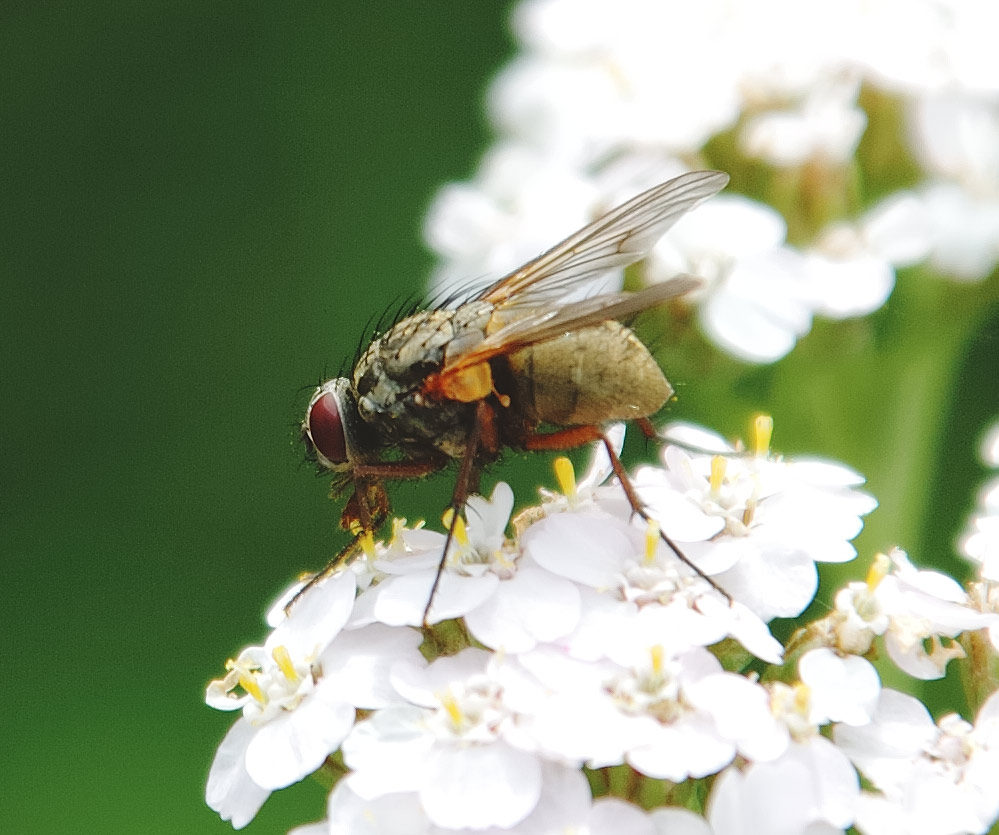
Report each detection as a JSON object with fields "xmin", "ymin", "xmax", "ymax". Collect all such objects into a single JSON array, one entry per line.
[
  {"xmin": 205, "ymin": 2, "xmax": 999, "ymax": 832},
  {"xmin": 424, "ymin": 0, "xmax": 999, "ymax": 363},
  {"xmin": 205, "ymin": 424, "xmax": 999, "ymax": 834}
]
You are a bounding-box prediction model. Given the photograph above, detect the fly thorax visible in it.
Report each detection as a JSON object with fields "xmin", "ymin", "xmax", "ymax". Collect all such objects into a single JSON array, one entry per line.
[{"xmin": 352, "ymin": 303, "xmax": 493, "ymax": 457}]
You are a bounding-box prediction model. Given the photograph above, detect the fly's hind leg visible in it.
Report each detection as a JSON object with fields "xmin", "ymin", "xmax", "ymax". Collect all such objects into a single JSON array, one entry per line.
[{"xmin": 523, "ymin": 423, "xmax": 732, "ymax": 603}]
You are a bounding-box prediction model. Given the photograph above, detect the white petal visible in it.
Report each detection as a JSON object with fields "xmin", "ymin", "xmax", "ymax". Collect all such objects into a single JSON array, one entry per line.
[
  {"xmin": 588, "ymin": 798, "xmax": 657, "ymax": 835},
  {"xmin": 700, "ymin": 282, "xmax": 804, "ymax": 363},
  {"xmin": 524, "ymin": 512, "xmax": 633, "ymax": 587},
  {"xmin": 342, "ymin": 707, "xmax": 434, "ymax": 797},
  {"xmin": 649, "ymin": 807, "xmax": 712, "ymax": 835},
  {"xmin": 267, "ymin": 570, "xmax": 356, "ymax": 659},
  {"xmin": 629, "ymin": 718, "xmax": 735, "ymax": 781},
  {"xmin": 325, "ymin": 782, "xmax": 430, "ymax": 835},
  {"xmin": 465, "ymin": 565, "xmax": 581, "ymax": 652},
  {"xmin": 319, "ymin": 622, "xmax": 425, "ymax": 709},
  {"xmin": 244, "ymin": 691, "xmax": 355, "ymax": 790},
  {"xmin": 390, "ymin": 648, "xmax": 491, "ymax": 707},
  {"xmin": 800, "ymin": 648, "xmax": 880, "ymax": 726},
  {"xmin": 803, "ymin": 251, "xmax": 895, "ymax": 318},
  {"xmin": 371, "ymin": 570, "xmax": 499, "ymax": 626},
  {"xmin": 422, "ymin": 743, "xmax": 542, "ymax": 829},
  {"xmin": 714, "ymin": 543, "xmax": 818, "ymax": 620},
  {"xmin": 862, "ymin": 191, "xmax": 932, "ymax": 266},
  {"xmin": 205, "ymin": 719, "xmax": 270, "ymax": 830}
]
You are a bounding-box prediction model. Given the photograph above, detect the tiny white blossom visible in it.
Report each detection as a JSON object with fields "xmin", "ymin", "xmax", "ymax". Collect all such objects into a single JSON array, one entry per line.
[
  {"xmin": 628, "ymin": 425, "xmax": 875, "ymax": 621},
  {"xmin": 799, "ymin": 647, "xmax": 881, "ymax": 727},
  {"xmin": 836, "ymin": 688, "xmax": 999, "ymax": 835},
  {"xmin": 349, "ymin": 483, "xmax": 516, "ymax": 627},
  {"xmin": 961, "ymin": 421, "xmax": 999, "ymax": 582},
  {"xmin": 342, "ymin": 649, "xmax": 546, "ymax": 831},
  {"xmin": 705, "ymin": 740, "xmax": 858, "ymax": 835},
  {"xmin": 205, "ymin": 572, "xmax": 425, "ymax": 829},
  {"xmin": 802, "ymin": 191, "xmax": 931, "ymax": 319},
  {"xmin": 647, "ymin": 194, "xmax": 812, "ymax": 364},
  {"xmin": 739, "ymin": 72, "xmax": 867, "ymax": 167}
]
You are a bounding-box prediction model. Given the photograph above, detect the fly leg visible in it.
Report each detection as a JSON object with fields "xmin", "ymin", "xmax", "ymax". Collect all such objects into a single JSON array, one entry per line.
[
  {"xmin": 523, "ymin": 424, "xmax": 731, "ymax": 603},
  {"xmin": 422, "ymin": 400, "xmax": 498, "ymax": 626},
  {"xmin": 286, "ymin": 458, "xmax": 447, "ymax": 615}
]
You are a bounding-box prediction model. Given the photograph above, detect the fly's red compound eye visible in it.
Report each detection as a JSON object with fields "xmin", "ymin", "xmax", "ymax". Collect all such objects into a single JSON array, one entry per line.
[{"xmin": 306, "ymin": 390, "xmax": 347, "ymax": 465}]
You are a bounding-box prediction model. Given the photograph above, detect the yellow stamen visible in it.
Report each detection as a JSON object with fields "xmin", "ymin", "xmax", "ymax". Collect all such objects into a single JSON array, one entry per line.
[
  {"xmin": 710, "ymin": 455, "xmax": 726, "ymax": 494},
  {"xmin": 866, "ymin": 552, "xmax": 891, "ymax": 592},
  {"xmin": 554, "ymin": 456, "xmax": 576, "ymax": 500},
  {"xmin": 358, "ymin": 529, "xmax": 376, "ymax": 559},
  {"xmin": 793, "ymin": 682, "xmax": 811, "ymax": 713},
  {"xmin": 753, "ymin": 414, "xmax": 774, "ymax": 457},
  {"xmin": 239, "ymin": 673, "xmax": 265, "ymax": 704},
  {"xmin": 645, "ymin": 519, "xmax": 660, "ymax": 564},
  {"xmin": 441, "ymin": 692, "xmax": 464, "ymax": 728},
  {"xmin": 271, "ymin": 645, "xmax": 299, "ymax": 685},
  {"xmin": 650, "ymin": 644, "xmax": 664, "ymax": 675},
  {"xmin": 442, "ymin": 509, "xmax": 470, "ymax": 548},
  {"xmin": 742, "ymin": 496, "xmax": 757, "ymax": 527},
  {"xmin": 389, "ymin": 518, "xmax": 407, "ymax": 549}
]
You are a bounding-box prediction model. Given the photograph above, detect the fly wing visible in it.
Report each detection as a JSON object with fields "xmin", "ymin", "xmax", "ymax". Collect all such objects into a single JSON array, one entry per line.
[
  {"xmin": 473, "ymin": 170, "xmax": 727, "ymax": 311},
  {"xmin": 441, "ymin": 275, "xmax": 703, "ymax": 373}
]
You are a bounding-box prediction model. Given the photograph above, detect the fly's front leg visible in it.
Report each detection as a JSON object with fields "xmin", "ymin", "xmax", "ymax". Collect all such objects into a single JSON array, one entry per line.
[{"xmin": 285, "ymin": 479, "xmax": 389, "ymax": 615}]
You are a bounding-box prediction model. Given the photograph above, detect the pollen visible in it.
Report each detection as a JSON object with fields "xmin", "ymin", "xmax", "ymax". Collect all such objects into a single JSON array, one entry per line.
[
  {"xmin": 650, "ymin": 644, "xmax": 665, "ymax": 676},
  {"xmin": 554, "ymin": 456, "xmax": 577, "ymax": 501},
  {"xmin": 793, "ymin": 682, "xmax": 811, "ymax": 714},
  {"xmin": 272, "ymin": 645, "xmax": 300, "ymax": 685},
  {"xmin": 441, "ymin": 691, "xmax": 464, "ymax": 729},
  {"xmin": 710, "ymin": 454, "xmax": 727, "ymax": 494},
  {"xmin": 645, "ymin": 518, "xmax": 660, "ymax": 564},
  {"xmin": 866, "ymin": 552, "xmax": 891, "ymax": 592},
  {"xmin": 753, "ymin": 414, "xmax": 774, "ymax": 457}
]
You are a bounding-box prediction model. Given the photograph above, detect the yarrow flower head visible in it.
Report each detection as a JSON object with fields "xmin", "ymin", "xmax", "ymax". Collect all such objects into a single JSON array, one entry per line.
[
  {"xmin": 206, "ymin": 2, "xmax": 999, "ymax": 831},
  {"xmin": 204, "ymin": 419, "xmax": 998, "ymax": 834},
  {"xmin": 424, "ymin": 0, "xmax": 999, "ymax": 366}
]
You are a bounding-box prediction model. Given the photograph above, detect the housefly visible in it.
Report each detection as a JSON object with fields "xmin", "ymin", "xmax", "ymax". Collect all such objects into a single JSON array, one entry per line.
[{"xmin": 301, "ymin": 170, "xmax": 730, "ymax": 619}]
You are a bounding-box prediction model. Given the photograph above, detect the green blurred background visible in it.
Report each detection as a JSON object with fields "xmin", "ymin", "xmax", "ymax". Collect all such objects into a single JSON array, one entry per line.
[
  {"xmin": 3, "ymin": 3, "xmax": 998, "ymax": 834},
  {"xmin": 2, "ymin": 3, "xmax": 513, "ymax": 833}
]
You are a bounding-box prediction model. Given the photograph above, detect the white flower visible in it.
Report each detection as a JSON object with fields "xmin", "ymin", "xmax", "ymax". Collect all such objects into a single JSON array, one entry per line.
[
  {"xmin": 799, "ymin": 647, "xmax": 881, "ymax": 727},
  {"xmin": 205, "ymin": 572, "xmax": 425, "ymax": 829},
  {"xmin": 962, "ymin": 422, "xmax": 999, "ymax": 582},
  {"xmin": 423, "ymin": 144, "xmax": 605, "ymax": 301},
  {"xmin": 704, "ymin": 739, "xmax": 858, "ymax": 835},
  {"xmin": 495, "ymin": 0, "xmax": 742, "ymax": 161},
  {"xmin": 910, "ymin": 94, "xmax": 999, "ymax": 281},
  {"xmin": 802, "ymin": 191, "xmax": 931, "ymax": 319},
  {"xmin": 341, "ymin": 649, "xmax": 546, "ymax": 830},
  {"xmin": 318, "ymin": 762, "xmax": 654, "ymax": 835},
  {"xmin": 494, "ymin": 642, "xmax": 783, "ymax": 781},
  {"xmin": 349, "ymin": 483, "xmax": 516, "ymax": 627},
  {"xmin": 521, "ymin": 500, "xmax": 783, "ymax": 662},
  {"xmin": 740, "ymin": 71, "xmax": 867, "ymax": 167},
  {"xmin": 631, "ymin": 423, "xmax": 875, "ymax": 621},
  {"xmin": 876, "ymin": 549, "xmax": 995, "ymax": 679},
  {"xmin": 835, "ymin": 688, "xmax": 999, "ymax": 835},
  {"xmin": 647, "ymin": 194, "xmax": 813, "ymax": 364}
]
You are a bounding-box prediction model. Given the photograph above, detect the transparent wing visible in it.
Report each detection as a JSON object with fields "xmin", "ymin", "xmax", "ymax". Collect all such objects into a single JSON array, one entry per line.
[
  {"xmin": 473, "ymin": 170, "xmax": 728, "ymax": 311},
  {"xmin": 441, "ymin": 275, "xmax": 703, "ymax": 374}
]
